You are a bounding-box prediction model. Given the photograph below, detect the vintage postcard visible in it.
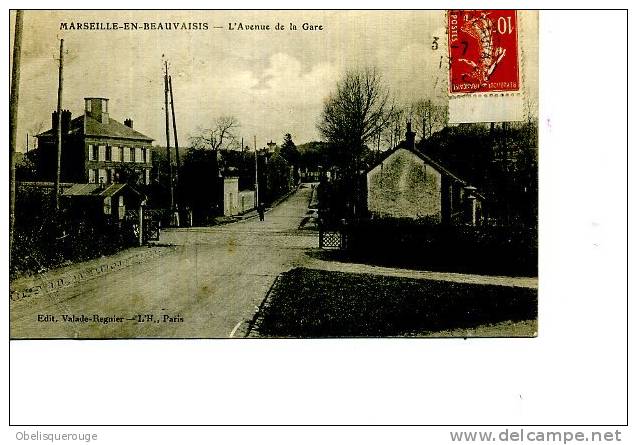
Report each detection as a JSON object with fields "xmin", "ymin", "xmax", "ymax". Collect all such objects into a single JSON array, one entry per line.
[{"xmin": 9, "ymin": 10, "xmax": 538, "ymax": 339}]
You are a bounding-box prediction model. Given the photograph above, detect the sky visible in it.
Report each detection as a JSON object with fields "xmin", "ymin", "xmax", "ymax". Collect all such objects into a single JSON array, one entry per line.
[{"xmin": 11, "ymin": 10, "xmax": 538, "ymax": 151}]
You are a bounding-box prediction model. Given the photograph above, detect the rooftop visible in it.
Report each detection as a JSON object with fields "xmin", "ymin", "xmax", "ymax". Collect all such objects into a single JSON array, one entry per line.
[
  {"xmin": 37, "ymin": 115, "xmax": 153, "ymax": 142},
  {"xmin": 62, "ymin": 183, "xmax": 141, "ymax": 198}
]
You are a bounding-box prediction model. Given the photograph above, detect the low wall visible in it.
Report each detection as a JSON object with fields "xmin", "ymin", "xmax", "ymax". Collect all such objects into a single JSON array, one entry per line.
[{"xmin": 238, "ymin": 190, "xmax": 255, "ymax": 214}]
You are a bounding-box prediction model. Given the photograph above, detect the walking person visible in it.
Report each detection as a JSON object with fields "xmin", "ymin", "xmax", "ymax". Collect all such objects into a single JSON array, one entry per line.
[{"xmin": 257, "ymin": 203, "xmax": 265, "ymax": 221}]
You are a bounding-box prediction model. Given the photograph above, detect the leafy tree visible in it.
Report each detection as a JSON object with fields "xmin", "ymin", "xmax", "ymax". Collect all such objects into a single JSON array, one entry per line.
[
  {"xmin": 421, "ymin": 120, "xmax": 538, "ymax": 226},
  {"xmin": 263, "ymin": 151, "xmax": 292, "ymax": 204},
  {"xmin": 178, "ymin": 148, "xmax": 220, "ymax": 223},
  {"xmin": 279, "ymin": 133, "xmax": 300, "ymax": 166},
  {"xmin": 296, "ymin": 141, "xmax": 332, "ymax": 171},
  {"xmin": 15, "ymin": 150, "xmax": 39, "ymax": 181}
]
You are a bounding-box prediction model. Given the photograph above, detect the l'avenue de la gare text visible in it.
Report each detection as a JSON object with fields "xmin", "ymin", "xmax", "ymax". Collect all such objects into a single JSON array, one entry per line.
[{"xmin": 228, "ymin": 22, "xmax": 324, "ymax": 31}]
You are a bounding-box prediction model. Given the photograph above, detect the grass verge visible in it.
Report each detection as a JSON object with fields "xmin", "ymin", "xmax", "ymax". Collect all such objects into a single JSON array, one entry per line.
[{"xmin": 249, "ymin": 267, "xmax": 537, "ymax": 338}]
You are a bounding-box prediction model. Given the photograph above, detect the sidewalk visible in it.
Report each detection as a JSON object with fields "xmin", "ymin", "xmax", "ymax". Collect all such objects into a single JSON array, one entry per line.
[
  {"xmin": 232, "ymin": 185, "xmax": 301, "ymax": 221},
  {"xmin": 303, "ymin": 258, "xmax": 538, "ymax": 289}
]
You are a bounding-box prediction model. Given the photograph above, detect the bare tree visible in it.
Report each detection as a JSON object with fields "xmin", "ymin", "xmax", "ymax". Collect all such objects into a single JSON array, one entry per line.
[
  {"xmin": 189, "ymin": 116, "xmax": 240, "ymax": 151},
  {"xmin": 381, "ymin": 107, "xmax": 406, "ymax": 149},
  {"xmin": 28, "ymin": 121, "xmax": 44, "ymax": 143},
  {"xmin": 409, "ymin": 98, "xmax": 448, "ymax": 140},
  {"xmin": 318, "ymin": 67, "xmax": 394, "ymax": 165}
]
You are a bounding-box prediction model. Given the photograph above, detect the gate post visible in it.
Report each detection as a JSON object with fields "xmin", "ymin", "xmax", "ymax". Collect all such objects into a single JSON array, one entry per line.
[{"xmin": 138, "ymin": 204, "xmax": 143, "ymax": 246}]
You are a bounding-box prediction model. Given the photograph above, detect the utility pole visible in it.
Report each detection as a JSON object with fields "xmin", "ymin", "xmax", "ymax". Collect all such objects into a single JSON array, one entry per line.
[
  {"xmin": 9, "ymin": 10, "xmax": 24, "ymax": 255},
  {"xmin": 254, "ymin": 135, "xmax": 259, "ymax": 207},
  {"xmin": 163, "ymin": 60, "xmax": 174, "ymax": 210},
  {"xmin": 54, "ymin": 38, "xmax": 64, "ymax": 211},
  {"xmin": 168, "ymin": 75, "xmax": 180, "ymax": 176}
]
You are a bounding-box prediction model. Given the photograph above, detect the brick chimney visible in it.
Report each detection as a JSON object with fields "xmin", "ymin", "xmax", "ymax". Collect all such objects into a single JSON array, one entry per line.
[
  {"xmin": 124, "ymin": 118, "xmax": 133, "ymax": 128},
  {"xmin": 84, "ymin": 97, "xmax": 110, "ymax": 124},
  {"xmin": 51, "ymin": 109, "xmax": 72, "ymax": 134},
  {"xmin": 62, "ymin": 110, "xmax": 72, "ymax": 134},
  {"xmin": 405, "ymin": 120, "xmax": 416, "ymax": 149}
]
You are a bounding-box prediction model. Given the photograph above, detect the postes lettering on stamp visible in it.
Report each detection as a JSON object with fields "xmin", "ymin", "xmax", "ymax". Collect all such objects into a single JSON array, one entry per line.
[{"xmin": 448, "ymin": 10, "xmax": 520, "ymax": 94}]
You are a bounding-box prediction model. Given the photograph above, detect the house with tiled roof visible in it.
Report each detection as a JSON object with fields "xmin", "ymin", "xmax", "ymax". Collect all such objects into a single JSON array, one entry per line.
[{"xmin": 36, "ymin": 97, "xmax": 154, "ymax": 186}]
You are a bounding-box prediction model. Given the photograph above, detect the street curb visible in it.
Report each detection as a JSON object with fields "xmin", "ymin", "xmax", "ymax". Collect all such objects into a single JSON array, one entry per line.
[{"xmin": 243, "ymin": 274, "xmax": 282, "ymax": 338}]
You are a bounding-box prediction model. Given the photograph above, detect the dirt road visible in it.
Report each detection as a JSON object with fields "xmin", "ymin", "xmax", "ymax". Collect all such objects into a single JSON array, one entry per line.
[{"xmin": 10, "ymin": 185, "xmax": 316, "ymax": 338}]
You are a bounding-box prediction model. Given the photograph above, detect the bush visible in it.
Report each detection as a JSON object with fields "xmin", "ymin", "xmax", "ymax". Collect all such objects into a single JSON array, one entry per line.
[
  {"xmin": 11, "ymin": 186, "xmax": 131, "ymax": 279},
  {"xmin": 341, "ymin": 219, "xmax": 537, "ymax": 276}
]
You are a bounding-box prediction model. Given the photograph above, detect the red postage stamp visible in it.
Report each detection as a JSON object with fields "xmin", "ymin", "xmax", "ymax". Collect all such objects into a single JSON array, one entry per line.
[{"xmin": 448, "ymin": 10, "xmax": 520, "ymax": 94}]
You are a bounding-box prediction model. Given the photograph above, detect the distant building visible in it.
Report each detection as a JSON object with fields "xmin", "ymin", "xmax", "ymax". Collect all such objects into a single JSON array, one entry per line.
[
  {"xmin": 366, "ymin": 123, "xmax": 484, "ymax": 225},
  {"xmin": 35, "ymin": 97, "xmax": 154, "ymax": 186},
  {"xmin": 266, "ymin": 140, "xmax": 277, "ymax": 153}
]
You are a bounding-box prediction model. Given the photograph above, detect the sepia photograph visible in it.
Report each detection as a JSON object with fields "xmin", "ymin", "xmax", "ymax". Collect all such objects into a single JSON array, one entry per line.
[{"xmin": 9, "ymin": 9, "xmax": 538, "ymax": 339}]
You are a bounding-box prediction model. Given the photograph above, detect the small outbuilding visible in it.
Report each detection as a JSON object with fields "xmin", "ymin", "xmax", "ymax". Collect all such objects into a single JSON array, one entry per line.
[{"xmin": 62, "ymin": 182, "xmax": 145, "ymax": 223}]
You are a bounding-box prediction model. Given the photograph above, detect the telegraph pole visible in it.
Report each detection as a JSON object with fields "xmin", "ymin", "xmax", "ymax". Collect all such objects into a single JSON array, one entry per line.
[
  {"xmin": 168, "ymin": 75, "xmax": 180, "ymax": 175},
  {"xmin": 254, "ymin": 135, "xmax": 259, "ymax": 207},
  {"xmin": 9, "ymin": 10, "xmax": 24, "ymax": 255},
  {"xmin": 163, "ymin": 60, "xmax": 174, "ymax": 210},
  {"xmin": 54, "ymin": 38, "xmax": 64, "ymax": 210}
]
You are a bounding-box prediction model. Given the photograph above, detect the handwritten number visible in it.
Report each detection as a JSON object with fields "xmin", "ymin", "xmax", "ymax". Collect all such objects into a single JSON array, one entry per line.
[{"xmin": 461, "ymin": 40, "xmax": 469, "ymax": 56}]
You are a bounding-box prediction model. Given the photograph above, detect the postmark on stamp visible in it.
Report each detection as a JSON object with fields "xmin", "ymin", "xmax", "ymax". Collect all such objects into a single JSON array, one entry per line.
[{"xmin": 448, "ymin": 10, "xmax": 520, "ymax": 94}]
